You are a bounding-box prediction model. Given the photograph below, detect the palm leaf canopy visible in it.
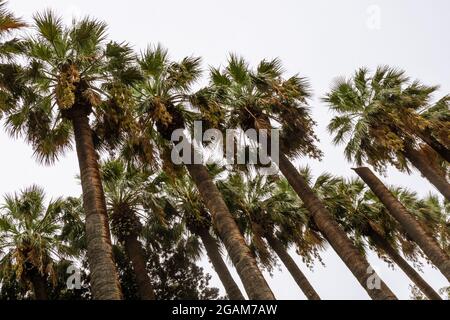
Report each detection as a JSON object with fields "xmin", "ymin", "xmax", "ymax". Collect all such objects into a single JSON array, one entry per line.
[
  {"xmin": 324, "ymin": 66, "xmax": 448, "ymax": 172},
  {"xmin": 0, "ymin": 186, "xmax": 72, "ymax": 286},
  {"xmin": 203, "ymin": 54, "xmax": 321, "ymax": 159},
  {"xmin": 0, "ymin": 1, "xmax": 27, "ymax": 122},
  {"xmin": 133, "ymin": 44, "xmax": 201, "ymax": 140},
  {"xmin": 1, "ymin": 10, "xmax": 141, "ymax": 164}
]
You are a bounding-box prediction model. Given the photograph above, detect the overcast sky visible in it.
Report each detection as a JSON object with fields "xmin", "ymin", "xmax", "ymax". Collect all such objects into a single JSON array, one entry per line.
[{"xmin": 2, "ymin": 0, "xmax": 449, "ymax": 299}]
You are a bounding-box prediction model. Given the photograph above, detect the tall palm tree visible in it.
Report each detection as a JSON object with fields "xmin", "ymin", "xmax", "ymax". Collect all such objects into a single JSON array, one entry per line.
[
  {"xmin": 354, "ymin": 167, "xmax": 450, "ymax": 281},
  {"xmin": 0, "ymin": 186, "xmax": 72, "ymax": 299},
  {"xmin": 205, "ymin": 56, "xmax": 397, "ymax": 299},
  {"xmin": 132, "ymin": 45, "xmax": 274, "ymax": 299},
  {"xmin": 219, "ymin": 171, "xmax": 321, "ymax": 300},
  {"xmin": 163, "ymin": 171, "xmax": 245, "ymax": 300},
  {"xmin": 328, "ymin": 177, "xmax": 442, "ymax": 300},
  {"xmin": 100, "ymin": 159, "xmax": 156, "ymax": 300},
  {"xmin": 1, "ymin": 12, "xmax": 142, "ymax": 299},
  {"xmin": 324, "ymin": 67, "xmax": 450, "ymax": 200}
]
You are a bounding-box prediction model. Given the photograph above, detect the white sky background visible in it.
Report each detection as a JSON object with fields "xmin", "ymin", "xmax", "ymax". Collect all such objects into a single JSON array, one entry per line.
[{"xmin": 2, "ymin": 0, "xmax": 449, "ymax": 299}]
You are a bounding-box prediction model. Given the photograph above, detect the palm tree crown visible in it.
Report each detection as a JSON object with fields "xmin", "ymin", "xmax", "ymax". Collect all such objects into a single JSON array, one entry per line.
[{"xmin": 0, "ymin": 186, "xmax": 70, "ymax": 297}]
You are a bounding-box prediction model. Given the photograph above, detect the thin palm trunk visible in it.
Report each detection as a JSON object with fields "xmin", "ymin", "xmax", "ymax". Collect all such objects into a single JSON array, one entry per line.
[
  {"xmin": 403, "ymin": 145, "xmax": 450, "ymax": 200},
  {"xmin": 186, "ymin": 161, "xmax": 275, "ymax": 300},
  {"xmin": 71, "ymin": 107, "xmax": 122, "ymax": 300},
  {"xmin": 28, "ymin": 268, "xmax": 48, "ymax": 300},
  {"xmin": 123, "ymin": 235, "xmax": 156, "ymax": 300},
  {"xmin": 368, "ymin": 228, "xmax": 442, "ymax": 300},
  {"xmin": 278, "ymin": 154, "xmax": 397, "ymax": 300},
  {"xmin": 354, "ymin": 166, "xmax": 450, "ymax": 281},
  {"xmin": 265, "ymin": 233, "xmax": 320, "ymax": 300},
  {"xmin": 198, "ymin": 228, "xmax": 246, "ymax": 300}
]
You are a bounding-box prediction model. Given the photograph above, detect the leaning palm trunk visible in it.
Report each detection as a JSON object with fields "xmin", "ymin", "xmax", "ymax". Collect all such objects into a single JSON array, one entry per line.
[
  {"xmin": 354, "ymin": 167, "xmax": 450, "ymax": 281},
  {"xmin": 265, "ymin": 233, "xmax": 320, "ymax": 300},
  {"xmin": 71, "ymin": 106, "xmax": 122, "ymax": 300},
  {"xmin": 197, "ymin": 228, "xmax": 246, "ymax": 300},
  {"xmin": 277, "ymin": 154, "xmax": 397, "ymax": 300},
  {"xmin": 417, "ymin": 129, "xmax": 450, "ymax": 163},
  {"xmin": 123, "ymin": 235, "xmax": 156, "ymax": 300},
  {"xmin": 402, "ymin": 145, "xmax": 450, "ymax": 200},
  {"xmin": 28, "ymin": 268, "xmax": 48, "ymax": 300},
  {"xmin": 186, "ymin": 162, "xmax": 275, "ymax": 299},
  {"xmin": 368, "ymin": 228, "xmax": 442, "ymax": 300}
]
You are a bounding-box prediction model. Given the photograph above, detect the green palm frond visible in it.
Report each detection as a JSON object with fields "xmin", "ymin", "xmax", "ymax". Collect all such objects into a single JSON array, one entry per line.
[
  {"xmin": 139, "ymin": 44, "xmax": 169, "ymax": 77},
  {"xmin": 69, "ymin": 16, "xmax": 107, "ymax": 55},
  {"xmin": 324, "ymin": 65, "xmax": 443, "ymax": 172},
  {"xmin": 226, "ymin": 54, "xmax": 250, "ymax": 85},
  {"xmin": 0, "ymin": 186, "xmax": 70, "ymax": 290},
  {"xmin": 33, "ymin": 10, "xmax": 63, "ymax": 44}
]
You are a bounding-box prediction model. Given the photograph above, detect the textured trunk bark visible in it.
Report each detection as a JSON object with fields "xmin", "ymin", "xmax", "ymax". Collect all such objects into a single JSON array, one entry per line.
[
  {"xmin": 265, "ymin": 233, "xmax": 321, "ymax": 300},
  {"xmin": 368, "ymin": 229, "xmax": 442, "ymax": 300},
  {"xmin": 278, "ymin": 154, "xmax": 397, "ymax": 300},
  {"xmin": 124, "ymin": 235, "xmax": 156, "ymax": 300},
  {"xmin": 417, "ymin": 129, "xmax": 450, "ymax": 163},
  {"xmin": 71, "ymin": 110, "xmax": 122, "ymax": 300},
  {"xmin": 354, "ymin": 167, "xmax": 450, "ymax": 281},
  {"xmin": 186, "ymin": 163, "xmax": 275, "ymax": 300},
  {"xmin": 403, "ymin": 145, "xmax": 450, "ymax": 200},
  {"xmin": 198, "ymin": 229, "xmax": 246, "ymax": 300},
  {"xmin": 28, "ymin": 269, "xmax": 48, "ymax": 300}
]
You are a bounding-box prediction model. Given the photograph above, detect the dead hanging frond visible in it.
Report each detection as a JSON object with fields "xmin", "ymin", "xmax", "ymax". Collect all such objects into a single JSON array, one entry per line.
[
  {"xmin": 250, "ymin": 222, "xmax": 276, "ymax": 270},
  {"xmin": 120, "ymin": 129, "xmax": 158, "ymax": 170},
  {"xmin": 82, "ymin": 88, "xmax": 101, "ymax": 107},
  {"xmin": 160, "ymin": 144, "xmax": 184, "ymax": 178},
  {"xmin": 0, "ymin": 1, "xmax": 27, "ymax": 35}
]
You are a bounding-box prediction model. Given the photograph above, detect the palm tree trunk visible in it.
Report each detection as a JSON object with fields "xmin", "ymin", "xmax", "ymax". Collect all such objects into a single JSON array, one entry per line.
[
  {"xmin": 28, "ymin": 268, "xmax": 48, "ymax": 300},
  {"xmin": 186, "ymin": 162, "xmax": 275, "ymax": 300},
  {"xmin": 417, "ymin": 129, "xmax": 450, "ymax": 163},
  {"xmin": 123, "ymin": 235, "xmax": 156, "ymax": 300},
  {"xmin": 278, "ymin": 154, "xmax": 397, "ymax": 300},
  {"xmin": 265, "ymin": 233, "xmax": 320, "ymax": 300},
  {"xmin": 368, "ymin": 229, "xmax": 442, "ymax": 300},
  {"xmin": 198, "ymin": 229, "xmax": 246, "ymax": 300},
  {"xmin": 354, "ymin": 166, "xmax": 450, "ymax": 281},
  {"xmin": 403, "ymin": 145, "xmax": 450, "ymax": 200},
  {"xmin": 71, "ymin": 108, "xmax": 122, "ymax": 300}
]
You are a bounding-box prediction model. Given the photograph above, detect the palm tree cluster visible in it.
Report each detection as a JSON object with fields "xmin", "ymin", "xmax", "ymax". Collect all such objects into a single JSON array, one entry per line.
[{"xmin": 0, "ymin": 3, "xmax": 448, "ymax": 300}]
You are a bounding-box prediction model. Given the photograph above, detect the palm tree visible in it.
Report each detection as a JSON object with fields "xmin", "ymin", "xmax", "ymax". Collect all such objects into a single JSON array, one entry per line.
[
  {"xmin": 100, "ymin": 159, "xmax": 156, "ymax": 300},
  {"xmin": 132, "ymin": 45, "xmax": 274, "ymax": 299},
  {"xmin": 0, "ymin": 12, "xmax": 142, "ymax": 299},
  {"xmin": 0, "ymin": 1, "xmax": 27, "ymax": 117},
  {"xmin": 205, "ymin": 56, "xmax": 397, "ymax": 299},
  {"xmin": 354, "ymin": 167, "xmax": 450, "ymax": 281},
  {"xmin": 219, "ymin": 171, "xmax": 321, "ymax": 300},
  {"xmin": 163, "ymin": 171, "xmax": 245, "ymax": 300},
  {"xmin": 0, "ymin": 186, "xmax": 72, "ymax": 299},
  {"xmin": 328, "ymin": 177, "xmax": 442, "ymax": 300},
  {"xmin": 324, "ymin": 67, "xmax": 450, "ymax": 200}
]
